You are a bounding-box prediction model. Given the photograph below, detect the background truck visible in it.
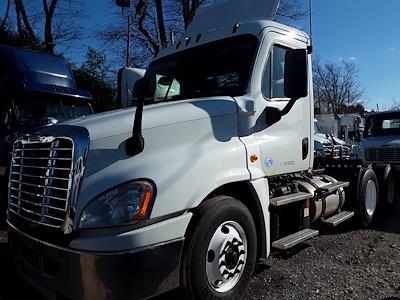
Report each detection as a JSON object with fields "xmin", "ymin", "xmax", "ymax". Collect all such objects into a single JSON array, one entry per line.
[
  {"xmin": 0, "ymin": 45, "xmax": 94, "ymax": 227},
  {"xmin": 315, "ymin": 113, "xmax": 364, "ymax": 144},
  {"xmin": 314, "ymin": 119, "xmax": 351, "ymax": 159},
  {"xmin": 358, "ymin": 111, "xmax": 400, "ymax": 210},
  {"xmin": 5, "ymin": 1, "xmax": 389, "ymax": 299}
]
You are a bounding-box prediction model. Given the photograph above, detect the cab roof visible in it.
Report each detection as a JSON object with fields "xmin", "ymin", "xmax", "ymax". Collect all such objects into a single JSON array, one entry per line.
[
  {"xmin": 155, "ymin": 0, "xmax": 308, "ymax": 60},
  {"xmin": 0, "ymin": 45, "xmax": 92, "ymax": 101}
]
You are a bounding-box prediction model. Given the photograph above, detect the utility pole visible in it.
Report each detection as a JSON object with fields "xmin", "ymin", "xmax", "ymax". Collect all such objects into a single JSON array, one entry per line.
[
  {"xmin": 116, "ymin": 0, "xmax": 132, "ymax": 67},
  {"xmin": 347, "ymin": 90, "xmax": 350, "ymax": 107},
  {"xmin": 126, "ymin": 14, "xmax": 132, "ymax": 67}
]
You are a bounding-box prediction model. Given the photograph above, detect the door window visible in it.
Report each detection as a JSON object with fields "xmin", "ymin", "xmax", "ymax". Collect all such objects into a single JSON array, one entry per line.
[{"xmin": 262, "ymin": 45, "xmax": 289, "ymax": 100}]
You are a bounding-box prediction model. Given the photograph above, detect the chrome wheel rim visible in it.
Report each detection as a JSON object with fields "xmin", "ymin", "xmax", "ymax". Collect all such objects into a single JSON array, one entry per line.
[
  {"xmin": 366, "ymin": 179, "xmax": 377, "ymax": 216},
  {"xmin": 205, "ymin": 221, "xmax": 247, "ymax": 293},
  {"xmin": 387, "ymin": 176, "xmax": 395, "ymax": 205}
]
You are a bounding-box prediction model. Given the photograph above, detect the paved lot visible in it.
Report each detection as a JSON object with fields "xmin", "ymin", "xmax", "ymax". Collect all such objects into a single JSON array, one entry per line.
[{"xmin": 1, "ymin": 209, "xmax": 400, "ymax": 300}]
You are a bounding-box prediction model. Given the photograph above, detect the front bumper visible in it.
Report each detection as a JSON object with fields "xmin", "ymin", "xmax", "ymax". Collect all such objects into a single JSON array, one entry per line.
[{"xmin": 8, "ymin": 223, "xmax": 184, "ymax": 300}]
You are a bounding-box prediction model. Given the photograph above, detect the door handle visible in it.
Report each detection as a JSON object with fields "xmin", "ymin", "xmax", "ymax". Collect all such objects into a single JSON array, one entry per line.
[{"xmin": 302, "ymin": 137, "xmax": 309, "ymax": 160}]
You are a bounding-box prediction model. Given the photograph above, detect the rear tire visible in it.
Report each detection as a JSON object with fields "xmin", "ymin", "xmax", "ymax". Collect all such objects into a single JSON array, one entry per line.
[
  {"xmin": 374, "ymin": 164, "xmax": 397, "ymax": 211},
  {"xmin": 356, "ymin": 168, "xmax": 379, "ymax": 227},
  {"xmin": 181, "ymin": 196, "xmax": 257, "ymax": 300},
  {"xmin": 384, "ymin": 172, "xmax": 397, "ymax": 210}
]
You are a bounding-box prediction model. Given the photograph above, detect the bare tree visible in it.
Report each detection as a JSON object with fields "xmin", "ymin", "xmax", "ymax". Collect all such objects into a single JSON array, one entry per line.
[
  {"xmin": 313, "ymin": 58, "xmax": 365, "ymax": 114},
  {"xmin": 13, "ymin": 0, "xmax": 38, "ymax": 43},
  {"xmin": 276, "ymin": 0, "xmax": 309, "ymax": 25},
  {"xmin": 42, "ymin": 0, "xmax": 58, "ymax": 54},
  {"xmin": 3, "ymin": 0, "xmax": 82, "ymax": 54},
  {"xmin": 0, "ymin": 0, "xmax": 11, "ymax": 31},
  {"xmin": 181, "ymin": 0, "xmax": 208, "ymax": 29},
  {"xmin": 99, "ymin": 0, "xmax": 309, "ymax": 68},
  {"xmin": 389, "ymin": 98, "xmax": 400, "ymax": 111},
  {"xmin": 155, "ymin": 0, "xmax": 167, "ymax": 47}
]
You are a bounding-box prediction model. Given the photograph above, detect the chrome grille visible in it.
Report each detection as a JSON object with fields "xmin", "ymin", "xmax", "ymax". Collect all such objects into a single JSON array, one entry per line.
[
  {"xmin": 8, "ymin": 137, "xmax": 74, "ymax": 228},
  {"xmin": 322, "ymin": 144, "xmax": 351, "ymax": 159},
  {"xmin": 366, "ymin": 148, "xmax": 400, "ymax": 163}
]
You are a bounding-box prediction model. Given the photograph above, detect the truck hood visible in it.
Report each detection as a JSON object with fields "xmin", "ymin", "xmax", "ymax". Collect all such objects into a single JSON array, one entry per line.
[{"xmin": 63, "ymin": 96, "xmax": 239, "ymax": 141}]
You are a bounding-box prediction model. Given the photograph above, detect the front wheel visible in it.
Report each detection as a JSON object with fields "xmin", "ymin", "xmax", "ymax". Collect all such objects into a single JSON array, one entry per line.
[{"xmin": 182, "ymin": 196, "xmax": 257, "ymax": 300}]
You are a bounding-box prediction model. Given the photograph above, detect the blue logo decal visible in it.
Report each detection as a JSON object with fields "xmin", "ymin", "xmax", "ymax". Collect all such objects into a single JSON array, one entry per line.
[{"xmin": 264, "ymin": 156, "xmax": 273, "ymax": 168}]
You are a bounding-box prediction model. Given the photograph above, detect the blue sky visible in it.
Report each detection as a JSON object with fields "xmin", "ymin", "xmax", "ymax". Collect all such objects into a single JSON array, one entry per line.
[
  {"xmin": 63, "ymin": 0, "xmax": 400, "ymax": 111},
  {"xmin": 310, "ymin": 0, "xmax": 400, "ymax": 110}
]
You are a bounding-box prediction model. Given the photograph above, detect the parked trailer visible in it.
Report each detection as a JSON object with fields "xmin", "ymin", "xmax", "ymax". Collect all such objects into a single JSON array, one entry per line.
[{"xmin": 6, "ymin": 1, "xmax": 388, "ymax": 299}]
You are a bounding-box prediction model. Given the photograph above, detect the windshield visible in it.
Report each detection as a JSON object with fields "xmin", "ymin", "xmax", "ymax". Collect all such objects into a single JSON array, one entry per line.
[
  {"xmin": 14, "ymin": 95, "xmax": 92, "ymax": 127},
  {"xmin": 143, "ymin": 34, "xmax": 258, "ymax": 103},
  {"xmin": 364, "ymin": 112, "xmax": 400, "ymax": 137}
]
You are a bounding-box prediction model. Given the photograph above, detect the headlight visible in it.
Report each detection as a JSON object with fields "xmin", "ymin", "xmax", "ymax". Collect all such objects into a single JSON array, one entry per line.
[{"xmin": 79, "ymin": 181, "xmax": 154, "ymax": 229}]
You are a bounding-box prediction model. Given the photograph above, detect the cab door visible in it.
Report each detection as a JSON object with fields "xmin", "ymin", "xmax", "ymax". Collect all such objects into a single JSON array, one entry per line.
[{"xmin": 252, "ymin": 30, "xmax": 312, "ymax": 177}]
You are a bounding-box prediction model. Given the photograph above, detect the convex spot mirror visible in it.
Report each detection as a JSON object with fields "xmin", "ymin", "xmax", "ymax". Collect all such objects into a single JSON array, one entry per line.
[
  {"xmin": 284, "ymin": 49, "xmax": 308, "ymax": 100},
  {"xmin": 157, "ymin": 76, "xmax": 173, "ymax": 86}
]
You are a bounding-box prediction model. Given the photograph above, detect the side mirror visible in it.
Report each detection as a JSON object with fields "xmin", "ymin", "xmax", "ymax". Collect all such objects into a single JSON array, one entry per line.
[
  {"xmin": 118, "ymin": 68, "xmax": 146, "ymax": 108},
  {"xmin": 284, "ymin": 49, "xmax": 308, "ymax": 100},
  {"xmin": 47, "ymin": 117, "xmax": 59, "ymax": 125},
  {"xmin": 132, "ymin": 77, "xmax": 155, "ymax": 99}
]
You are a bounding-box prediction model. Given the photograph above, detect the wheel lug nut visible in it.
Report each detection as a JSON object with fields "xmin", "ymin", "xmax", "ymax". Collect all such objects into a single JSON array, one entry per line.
[
  {"xmin": 214, "ymin": 280, "xmax": 222, "ymax": 286},
  {"xmin": 221, "ymin": 226, "xmax": 230, "ymax": 234},
  {"xmin": 222, "ymin": 270, "xmax": 230, "ymax": 276},
  {"xmin": 207, "ymin": 250, "xmax": 216, "ymax": 263}
]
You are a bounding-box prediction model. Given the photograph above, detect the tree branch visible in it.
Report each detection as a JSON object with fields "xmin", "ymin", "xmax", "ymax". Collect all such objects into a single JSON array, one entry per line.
[
  {"xmin": 43, "ymin": 0, "xmax": 58, "ymax": 54},
  {"xmin": 0, "ymin": 0, "xmax": 10, "ymax": 31},
  {"xmin": 14, "ymin": 0, "xmax": 37, "ymax": 42}
]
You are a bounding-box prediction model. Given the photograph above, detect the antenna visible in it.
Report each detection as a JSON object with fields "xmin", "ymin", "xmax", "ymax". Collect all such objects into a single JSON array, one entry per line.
[{"xmin": 307, "ymin": 0, "xmax": 313, "ymax": 54}]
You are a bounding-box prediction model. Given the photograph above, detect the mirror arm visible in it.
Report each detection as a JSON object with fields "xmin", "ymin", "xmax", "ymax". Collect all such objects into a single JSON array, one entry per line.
[
  {"xmin": 280, "ymin": 97, "xmax": 298, "ymax": 117},
  {"xmin": 126, "ymin": 94, "xmax": 145, "ymax": 156}
]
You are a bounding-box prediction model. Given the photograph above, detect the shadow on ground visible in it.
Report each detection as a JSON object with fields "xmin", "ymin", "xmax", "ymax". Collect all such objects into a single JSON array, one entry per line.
[{"xmin": 0, "ymin": 201, "xmax": 399, "ymax": 300}]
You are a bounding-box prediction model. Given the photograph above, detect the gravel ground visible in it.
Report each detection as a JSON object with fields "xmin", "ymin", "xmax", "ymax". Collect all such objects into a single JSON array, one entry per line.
[{"xmin": 0, "ymin": 209, "xmax": 399, "ymax": 300}]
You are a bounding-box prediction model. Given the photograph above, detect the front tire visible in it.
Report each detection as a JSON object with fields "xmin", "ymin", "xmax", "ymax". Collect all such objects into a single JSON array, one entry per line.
[{"xmin": 182, "ymin": 196, "xmax": 257, "ymax": 300}]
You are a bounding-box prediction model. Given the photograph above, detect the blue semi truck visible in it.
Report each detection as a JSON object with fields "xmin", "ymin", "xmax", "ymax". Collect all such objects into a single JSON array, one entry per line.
[{"xmin": 0, "ymin": 45, "xmax": 94, "ymax": 225}]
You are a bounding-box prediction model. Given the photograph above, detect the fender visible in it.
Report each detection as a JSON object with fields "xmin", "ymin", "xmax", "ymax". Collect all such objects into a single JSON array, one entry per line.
[{"xmin": 249, "ymin": 177, "xmax": 270, "ymax": 258}]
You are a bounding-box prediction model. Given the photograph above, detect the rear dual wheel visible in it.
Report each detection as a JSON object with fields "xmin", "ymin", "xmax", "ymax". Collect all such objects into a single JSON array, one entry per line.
[
  {"xmin": 356, "ymin": 168, "xmax": 379, "ymax": 227},
  {"xmin": 182, "ymin": 196, "xmax": 257, "ymax": 300},
  {"xmin": 384, "ymin": 173, "xmax": 397, "ymax": 208}
]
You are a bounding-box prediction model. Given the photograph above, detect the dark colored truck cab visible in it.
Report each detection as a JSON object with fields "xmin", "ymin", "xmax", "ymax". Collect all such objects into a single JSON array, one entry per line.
[{"xmin": 0, "ymin": 45, "xmax": 93, "ymax": 224}]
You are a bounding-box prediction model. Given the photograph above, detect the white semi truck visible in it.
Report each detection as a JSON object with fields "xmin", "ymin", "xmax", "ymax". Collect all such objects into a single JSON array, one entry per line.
[{"xmin": 6, "ymin": 1, "xmax": 384, "ymax": 299}]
